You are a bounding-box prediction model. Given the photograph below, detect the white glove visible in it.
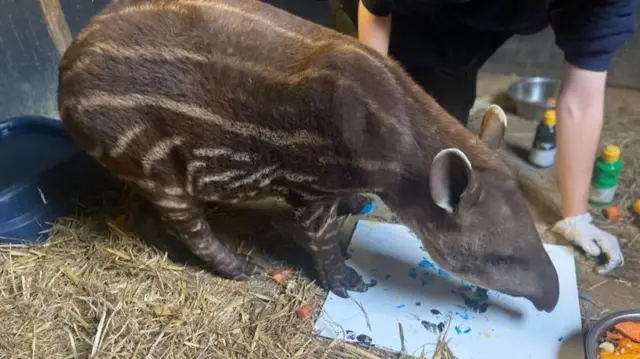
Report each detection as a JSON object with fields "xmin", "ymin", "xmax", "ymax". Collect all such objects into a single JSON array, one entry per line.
[{"xmin": 551, "ymin": 213, "xmax": 624, "ymax": 274}]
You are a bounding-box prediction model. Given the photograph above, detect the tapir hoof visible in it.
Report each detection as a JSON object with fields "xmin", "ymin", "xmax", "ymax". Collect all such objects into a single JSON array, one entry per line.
[{"xmin": 320, "ymin": 263, "xmax": 369, "ymax": 298}]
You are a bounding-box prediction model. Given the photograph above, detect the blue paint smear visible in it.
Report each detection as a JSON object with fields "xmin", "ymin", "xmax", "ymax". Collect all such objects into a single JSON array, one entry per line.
[
  {"xmin": 558, "ymin": 336, "xmax": 564, "ymax": 342},
  {"xmin": 358, "ymin": 201, "xmax": 376, "ymax": 214},
  {"xmin": 408, "ymin": 268, "xmax": 417, "ymax": 279},
  {"xmin": 420, "ymin": 272, "xmax": 434, "ymax": 286},
  {"xmin": 396, "ymin": 304, "xmax": 406, "ymax": 309},
  {"xmin": 418, "ymin": 258, "xmax": 435, "ymax": 269},
  {"xmin": 456, "ymin": 312, "xmax": 469, "ymax": 320},
  {"xmin": 454, "ymin": 325, "xmax": 472, "ymax": 334},
  {"xmin": 437, "ymin": 268, "xmax": 450, "ymax": 278}
]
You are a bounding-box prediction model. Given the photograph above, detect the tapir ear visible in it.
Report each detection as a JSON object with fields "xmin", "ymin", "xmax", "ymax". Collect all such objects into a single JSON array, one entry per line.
[
  {"xmin": 478, "ymin": 104, "xmax": 507, "ymax": 150},
  {"xmin": 429, "ymin": 148, "xmax": 474, "ymax": 214}
]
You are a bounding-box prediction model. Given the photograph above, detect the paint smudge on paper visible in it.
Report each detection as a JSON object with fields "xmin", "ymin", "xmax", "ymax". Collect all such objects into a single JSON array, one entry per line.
[
  {"xmin": 384, "ymin": 274, "xmax": 392, "ymax": 280},
  {"xmin": 456, "ymin": 312, "xmax": 470, "ymax": 320},
  {"xmin": 437, "ymin": 268, "xmax": 450, "ymax": 278},
  {"xmin": 396, "ymin": 304, "xmax": 406, "ymax": 309},
  {"xmin": 421, "ymin": 320, "xmax": 439, "ymax": 334},
  {"xmin": 430, "ymin": 309, "xmax": 441, "ymax": 315},
  {"xmin": 453, "ymin": 285, "xmax": 490, "ymax": 313},
  {"xmin": 420, "ymin": 272, "xmax": 434, "ymax": 286},
  {"xmin": 420, "ymin": 320, "xmax": 446, "ymax": 334},
  {"xmin": 418, "ymin": 258, "xmax": 435, "ymax": 269},
  {"xmin": 415, "ymin": 302, "xmax": 422, "ymax": 306},
  {"xmin": 408, "ymin": 268, "xmax": 417, "ymax": 279},
  {"xmin": 345, "ymin": 330, "xmax": 356, "ymax": 340},
  {"xmin": 368, "ymin": 279, "xmax": 378, "ymax": 287},
  {"xmin": 454, "ymin": 324, "xmax": 472, "ymax": 334},
  {"xmin": 367, "ymin": 221, "xmax": 376, "ymax": 231},
  {"xmin": 416, "ymin": 258, "xmax": 451, "ymax": 278},
  {"xmin": 481, "ymin": 329, "xmax": 497, "ymax": 338}
]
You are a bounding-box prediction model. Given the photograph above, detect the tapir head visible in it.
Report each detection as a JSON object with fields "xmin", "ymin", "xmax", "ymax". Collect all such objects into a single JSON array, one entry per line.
[{"xmin": 397, "ymin": 105, "xmax": 560, "ymax": 312}]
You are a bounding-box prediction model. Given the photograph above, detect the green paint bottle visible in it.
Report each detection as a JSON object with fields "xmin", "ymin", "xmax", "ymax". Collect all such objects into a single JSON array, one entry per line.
[{"xmin": 588, "ymin": 144, "xmax": 623, "ymax": 206}]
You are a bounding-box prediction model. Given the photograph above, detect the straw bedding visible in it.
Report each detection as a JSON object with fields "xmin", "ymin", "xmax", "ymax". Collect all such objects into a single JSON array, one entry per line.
[{"xmin": 1, "ymin": 80, "xmax": 639, "ymax": 359}]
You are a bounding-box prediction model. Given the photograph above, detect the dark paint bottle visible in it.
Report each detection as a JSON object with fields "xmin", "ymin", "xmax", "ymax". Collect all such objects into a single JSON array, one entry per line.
[{"xmin": 528, "ymin": 109, "xmax": 556, "ymax": 168}]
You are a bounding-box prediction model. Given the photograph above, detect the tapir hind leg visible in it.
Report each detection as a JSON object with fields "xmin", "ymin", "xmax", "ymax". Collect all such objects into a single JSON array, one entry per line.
[{"xmin": 122, "ymin": 175, "xmax": 266, "ymax": 280}]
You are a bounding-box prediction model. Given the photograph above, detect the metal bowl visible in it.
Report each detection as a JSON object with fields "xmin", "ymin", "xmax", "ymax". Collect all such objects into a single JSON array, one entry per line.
[
  {"xmin": 584, "ymin": 309, "xmax": 640, "ymax": 359},
  {"xmin": 506, "ymin": 77, "xmax": 560, "ymax": 121}
]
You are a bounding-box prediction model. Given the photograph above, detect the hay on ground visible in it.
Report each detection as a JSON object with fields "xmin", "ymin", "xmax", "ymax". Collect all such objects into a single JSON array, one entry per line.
[{"xmin": 0, "ymin": 209, "xmax": 444, "ymax": 359}]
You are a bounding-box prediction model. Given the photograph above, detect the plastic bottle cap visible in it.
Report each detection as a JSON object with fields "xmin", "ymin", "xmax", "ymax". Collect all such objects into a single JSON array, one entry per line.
[
  {"xmin": 634, "ymin": 199, "xmax": 640, "ymax": 214},
  {"xmin": 543, "ymin": 109, "xmax": 556, "ymax": 126},
  {"xmin": 602, "ymin": 144, "xmax": 621, "ymax": 162}
]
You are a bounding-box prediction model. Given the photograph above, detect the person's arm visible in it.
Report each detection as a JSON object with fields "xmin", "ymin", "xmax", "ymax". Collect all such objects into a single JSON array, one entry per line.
[
  {"xmin": 357, "ymin": 0, "xmax": 392, "ymax": 55},
  {"xmin": 550, "ymin": 0, "xmax": 637, "ymax": 274},
  {"xmin": 555, "ymin": 62, "xmax": 606, "ymax": 219}
]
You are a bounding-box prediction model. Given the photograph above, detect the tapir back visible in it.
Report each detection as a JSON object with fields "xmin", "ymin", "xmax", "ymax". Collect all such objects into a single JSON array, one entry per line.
[{"xmin": 57, "ymin": 0, "xmax": 560, "ymax": 313}]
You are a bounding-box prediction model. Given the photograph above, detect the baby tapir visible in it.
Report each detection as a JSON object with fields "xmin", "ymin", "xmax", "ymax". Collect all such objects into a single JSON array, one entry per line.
[{"xmin": 57, "ymin": 0, "xmax": 560, "ymax": 312}]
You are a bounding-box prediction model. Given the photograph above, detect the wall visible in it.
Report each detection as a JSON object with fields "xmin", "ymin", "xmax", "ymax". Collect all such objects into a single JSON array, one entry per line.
[
  {"xmin": 482, "ymin": 26, "xmax": 640, "ymax": 90},
  {"xmin": 0, "ymin": 0, "xmax": 637, "ymax": 121},
  {"xmin": 0, "ymin": 0, "xmax": 111, "ymax": 120}
]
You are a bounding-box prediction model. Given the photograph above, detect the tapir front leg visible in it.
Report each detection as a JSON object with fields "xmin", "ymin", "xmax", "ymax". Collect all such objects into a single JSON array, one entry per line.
[{"xmin": 294, "ymin": 199, "xmax": 369, "ymax": 298}]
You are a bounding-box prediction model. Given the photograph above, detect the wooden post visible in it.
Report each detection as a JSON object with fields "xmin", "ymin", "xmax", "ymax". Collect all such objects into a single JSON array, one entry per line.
[{"xmin": 38, "ymin": 0, "xmax": 73, "ymax": 57}]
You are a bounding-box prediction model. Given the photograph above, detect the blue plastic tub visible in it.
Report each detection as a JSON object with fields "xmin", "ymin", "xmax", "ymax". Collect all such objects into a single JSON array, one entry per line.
[{"xmin": 0, "ymin": 116, "xmax": 124, "ymax": 244}]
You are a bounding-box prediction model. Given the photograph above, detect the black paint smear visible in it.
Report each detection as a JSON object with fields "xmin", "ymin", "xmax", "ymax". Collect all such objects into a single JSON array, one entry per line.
[
  {"xmin": 368, "ymin": 279, "xmax": 378, "ymax": 287},
  {"xmin": 437, "ymin": 322, "xmax": 445, "ymax": 333},
  {"xmin": 475, "ymin": 287, "xmax": 489, "ymax": 300},
  {"xmin": 479, "ymin": 303, "xmax": 489, "ymax": 313},
  {"xmin": 430, "ymin": 309, "xmax": 441, "ymax": 315},
  {"xmin": 345, "ymin": 330, "xmax": 356, "ymax": 340},
  {"xmin": 415, "ymin": 302, "xmax": 422, "ymax": 306},
  {"xmin": 384, "ymin": 274, "xmax": 392, "ymax": 280},
  {"xmin": 421, "ymin": 320, "xmax": 439, "ymax": 334},
  {"xmin": 356, "ymin": 334, "xmax": 373, "ymax": 347},
  {"xmin": 461, "ymin": 293, "xmax": 491, "ymax": 313}
]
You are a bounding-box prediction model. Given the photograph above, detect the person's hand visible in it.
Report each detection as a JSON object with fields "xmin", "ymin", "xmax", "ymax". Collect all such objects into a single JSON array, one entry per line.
[{"xmin": 551, "ymin": 213, "xmax": 624, "ymax": 274}]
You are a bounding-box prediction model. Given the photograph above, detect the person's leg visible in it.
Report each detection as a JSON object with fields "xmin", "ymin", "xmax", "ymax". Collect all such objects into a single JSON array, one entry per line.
[
  {"xmin": 403, "ymin": 64, "xmax": 478, "ymax": 127},
  {"xmin": 333, "ymin": 1, "xmax": 510, "ymax": 127},
  {"xmin": 330, "ymin": 0, "xmax": 358, "ymax": 35}
]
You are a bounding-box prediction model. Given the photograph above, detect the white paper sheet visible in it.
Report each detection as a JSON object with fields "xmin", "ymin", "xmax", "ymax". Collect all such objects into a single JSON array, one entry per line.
[{"xmin": 314, "ymin": 220, "xmax": 584, "ymax": 359}]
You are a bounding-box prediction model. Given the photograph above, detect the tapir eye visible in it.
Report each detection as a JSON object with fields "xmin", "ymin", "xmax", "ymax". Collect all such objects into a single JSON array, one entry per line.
[{"xmin": 488, "ymin": 255, "xmax": 513, "ymax": 266}]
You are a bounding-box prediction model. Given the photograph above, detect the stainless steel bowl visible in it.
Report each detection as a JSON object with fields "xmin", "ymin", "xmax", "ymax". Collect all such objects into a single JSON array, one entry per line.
[
  {"xmin": 506, "ymin": 77, "xmax": 560, "ymax": 121},
  {"xmin": 584, "ymin": 309, "xmax": 640, "ymax": 359}
]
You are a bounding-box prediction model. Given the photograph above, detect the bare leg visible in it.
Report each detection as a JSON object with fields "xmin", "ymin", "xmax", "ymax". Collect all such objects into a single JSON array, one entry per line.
[{"xmin": 294, "ymin": 198, "xmax": 369, "ymax": 297}]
